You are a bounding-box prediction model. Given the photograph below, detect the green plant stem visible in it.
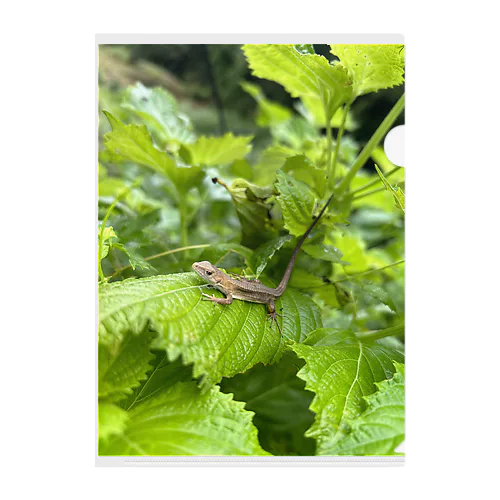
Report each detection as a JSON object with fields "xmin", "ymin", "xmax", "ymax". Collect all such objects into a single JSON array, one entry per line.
[
  {"xmin": 330, "ymin": 102, "xmax": 351, "ymax": 185},
  {"xmin": 334, "ymin": 260, "xmax": 405, "ymax": 283},
  {"xmin": 336, "ymin": 92, "xmax": 405, "ymax": 195},
  {"xmin": 325, "ymin": 118, "xmax": 333, "ymax": 185},
  {"xmin": 356, "ymin": 323, "xmax": 404, "ymax": 342},
  {"xmin": 353, "ymin": 186, "xmax": 387, "ymax": 200},
  {"xmin": 178, "ymin": 198, "xmax": 188, "ymax": 247},
  {"xmin": 349, "ymin": 166, "xmax": 401, "ymax": 196},
  {"xmin": 110, "ymin": 244, "xmax": 211, "ymax": 279}
]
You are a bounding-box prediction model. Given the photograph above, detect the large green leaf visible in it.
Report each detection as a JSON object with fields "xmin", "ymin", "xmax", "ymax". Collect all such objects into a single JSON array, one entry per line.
[
  {"xmin": 98, "ymin": 329, "xmax": 156, "ymax": 403},
  {"xmin": 102, "ymin": 111, "xmax": 203, "ymax": 193},
  {"xmin": 275, "ymin": 170, "xmax": 317, "ymax": 236},
  {"xmin": 289, "ymin": 328, "xmax": 404, "ymax": 455},
  {"xmin": 330, "ymin": 44, "xmax": 405, "ymax": 98},
  {"xmin": 184, "ymin": 133, "xmax": 253, "ymax": 166},
  {"xmin": 243, "ymin": 44, "xmax": 353, "ymax": 121},
  {"xmin": 102, "ymin": 111, "xmax": 176, "ymax": 175},
  {"xmin": 122, "ymin": 83, "xmax": 196, "ymax": 145},
  {"xmin": 328, "ymin": 362, "xmax": 405, "ymax": 455},
  {"xmin": 99, "ymin": 382, "xmax": 269, "ymax": 456},
  {"xmin": 99, "ymin": 273, "xmax": 322, "ymax": 389}
]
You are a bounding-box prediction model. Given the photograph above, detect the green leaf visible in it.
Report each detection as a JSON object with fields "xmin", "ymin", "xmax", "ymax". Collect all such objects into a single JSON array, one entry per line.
[
  {"xmin": 98, "ymin": 403, "xmax": 129, "ymax": 442},
  {"xmin": 289, "ymin": 328, "xmax": 403, "ymax": 455},
  {"xmin": 103, "ymin": 111, "xmax": 202, "ymax": 193},
  {"xmin": 250, "ymin": 235, "xmax": 292, "ymax": 278},
  {"xmin": 275, "ymin": 170, "xmax": 317, "ymax": 236},
  {"xmin": 98, "ymin": 273, "xmax": 322, "ymax": 389},
  {"xmin": 103, "ymin": 111, "xmax": 176, "ymax": 175},
  {"xmin": 281, "ymin": 155, "xmax": 327, "ymax": 197},
  {"xmin": 243, "ymin": 44, "xmax": 353, "ymax": 121},
  {"xmin": 219, "ymin": 178, "xmax": 276, "ymax": 247},
  {"xmin": 119, "ymin": 352, "xmax": 194, "ymax": 411},
  {"xmin": 99, "ymin": 382, "xmax": 269, "ymax": 456},
  {"xmin": 122, "ymin": 83, "xmax": 196, "ymax": 145},
  {"xmin": 184, "ymin": 133, "xmax": 253, "ymax": 166},
  {"xmin": 298, "ymin": 99, "xmax": 357, "ymax": 130},
  {"xmin": 240, "ymin": 81, "xmax": 292, "ymax": 127},
  {"xmin": 328, "ymin": 362, "xmax": 405, "ymax": 455},
  {"xmin": 98, "ymin": 329, "xmax": 156, "ymax": 403},
  {"xmin": 98, "ymin": 224, "xmax": 118, "ymax": 261},
  {"xmin": 302, "ymin": 244, "xmax": 346, "ymax": 264},
  {"xmin": 375, "ymin": 165, "xmax": 405, "ymax": 212},
  {"xmin": 330, "ymin": 44, "xmax": 405, "ymax": 98}
]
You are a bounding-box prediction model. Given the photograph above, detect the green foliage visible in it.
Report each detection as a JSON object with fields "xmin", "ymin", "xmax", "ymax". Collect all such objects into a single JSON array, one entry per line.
[
  {"xmin": 98, "ymin": 43, "xmax": 405, "ymax": 457},
  {"xmin": 290, "ymin": 329, "xmax": 404, "ymax": 455},
  {"xmin": 330, "ymin": 44, "xmax": 405, "ymax": 98},
  {"xmin": 100, "ymin": 382, "xmax": 269, "ymax": 456},
  {"xmin": 327, "ymin": 362, "xmax": 405, "ymax": 455}
]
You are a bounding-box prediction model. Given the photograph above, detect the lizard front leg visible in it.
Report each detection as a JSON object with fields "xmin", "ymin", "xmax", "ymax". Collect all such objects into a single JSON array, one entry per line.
[
  {"xmin": 266, "ymin": 300, "xmax": 283, "ymax": 336},
  {"xmin": 202, "ymin": 291, "xmax": 233, "ymax": 305}
]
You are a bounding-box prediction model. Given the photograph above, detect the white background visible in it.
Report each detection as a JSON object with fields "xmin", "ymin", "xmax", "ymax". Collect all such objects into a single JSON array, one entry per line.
[{"xmin": 2, "ymin": 1, "xmax": 499, "ymax": 498}]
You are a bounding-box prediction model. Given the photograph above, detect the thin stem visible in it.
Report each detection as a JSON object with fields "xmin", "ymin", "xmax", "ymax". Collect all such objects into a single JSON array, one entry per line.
[
  {"xmin": 356, "ymin": 323, "xmax": 404, "ymax": 342},
  {"xmin": 349, "ymin": 166, "xmax": 401, "ymax": 196},
  {"xmin": 325, "ymin": 117, "xmax": 333, "ymax": 185},
  {"xmin": 110, "ymin": 244, "xmax": 211, "ymax": 279},
  {"xmin": 331, "ymin": 102, "xmax": 352, "ymax": 185},
  {"xmin": 353, "ymin": 186, "xmax": 386, "ymax": 200},
  {"xmin": 334, "ymin": 260, "xmax": 405, "ymax": 283},
  {"xmin": 336, "ymin": 92, "xmax": 405, "ymax": 195},
  {"xmin": 178, "ymin": 199, "xmax": 188, "ymax": 247}
]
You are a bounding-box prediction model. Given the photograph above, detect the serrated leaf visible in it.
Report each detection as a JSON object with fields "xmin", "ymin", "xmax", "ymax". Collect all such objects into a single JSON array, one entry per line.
[
  {"xmin": 99, "ymin": 382, "xmax": 269, "ymax": 456},
  {"xmin": 290, "ymin": 328, "xmax": 404, "ymax": 455},
  {"xmin": 98, "ymin": 329, "xmax": 156, "ymax": 403},
  {"xmin": 328, "ymin": 362, "xmax": 405, "ymax": 455},
  {"xmin": 184, "ymin": 133, "xmax": 253, "ymax": 166},
  {"xmin": 281, "ymin": 155, "xmax": 327, "ymax": 198},
  {"xmin": 243, "ymin": 44, "xmax": 353, "ymax": 121},
  {"xmin": 375, "ymin": 165, "xmax": 405, "ymax": 212},
  {"xmin": 122, "ymin": 83, "xmax": 196, "ymax": 145},
  {"xmin": 330, "ymin": 44, "xmax": 405, "ymax": 98},
  {"xmin": 275, "ymin": 170, "xmax": 317, "ymax": 236},
  {"xmin": 98, "ymin": 273, "xmax": 322, "ymax": 389},
  {"xmin": 102, "ymin": 111, "xmax": 202, "ymax": 193},
  {"xmin": 356, "ymin": 280, "xmax": 397, "ymax": 313},
  {"xmin": 98, "ymin": 224, "xmax": 117, "ymax": 261},
  {"xmin": 103, "ymin": 111, "xmax": 176, "ymax": 175},
  {"xmin": 98, "ymin": 403, "xmax": 129, "ymax": 442}
]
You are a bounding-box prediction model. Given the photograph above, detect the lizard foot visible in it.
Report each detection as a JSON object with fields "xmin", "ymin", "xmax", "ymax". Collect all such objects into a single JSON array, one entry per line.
[{"xmin": 266, "ymin": 312, "xmax": 283, "ymax": 336}]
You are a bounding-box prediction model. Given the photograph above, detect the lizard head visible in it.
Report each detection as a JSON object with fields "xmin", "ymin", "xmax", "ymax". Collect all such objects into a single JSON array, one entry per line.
[{"xmin": 192, "ymin": 261, "xmax": 226, "ymax": 285}]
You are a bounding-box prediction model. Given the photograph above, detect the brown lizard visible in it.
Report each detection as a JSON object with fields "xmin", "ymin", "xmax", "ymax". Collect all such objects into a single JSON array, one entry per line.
[{"xmin": 192, "ymin": 190, "xmax": 335, "ymax": 335}]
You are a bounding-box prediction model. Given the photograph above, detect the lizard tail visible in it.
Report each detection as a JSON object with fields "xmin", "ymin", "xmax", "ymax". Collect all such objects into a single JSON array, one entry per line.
[{"xmin": 274, "ymin": 190, "xmax": 336, "ymax": 297}]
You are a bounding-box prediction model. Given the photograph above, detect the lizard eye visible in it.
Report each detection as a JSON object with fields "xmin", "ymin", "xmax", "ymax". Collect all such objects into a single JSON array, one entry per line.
[{"xmin": 206, "ymin": 270, "xmax": 213, "ymax": 276}]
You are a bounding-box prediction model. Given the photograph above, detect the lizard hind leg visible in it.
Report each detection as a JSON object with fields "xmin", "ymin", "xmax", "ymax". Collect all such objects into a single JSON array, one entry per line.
[{"xmin": 266, "ymin": 300, "xmax": 283, "ymax": 336}]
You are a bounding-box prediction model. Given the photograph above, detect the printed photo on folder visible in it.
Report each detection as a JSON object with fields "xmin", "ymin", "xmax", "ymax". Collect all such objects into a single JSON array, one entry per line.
[{"xmin": 97, "ymin": 39, "xmax": 405, "ymax": 465}]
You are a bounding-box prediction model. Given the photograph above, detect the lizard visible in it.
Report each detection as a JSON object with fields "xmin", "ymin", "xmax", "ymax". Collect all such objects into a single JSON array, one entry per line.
[{"xmin": 192, "ymin": 190, "xmax": 336, "ymax": 335}]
